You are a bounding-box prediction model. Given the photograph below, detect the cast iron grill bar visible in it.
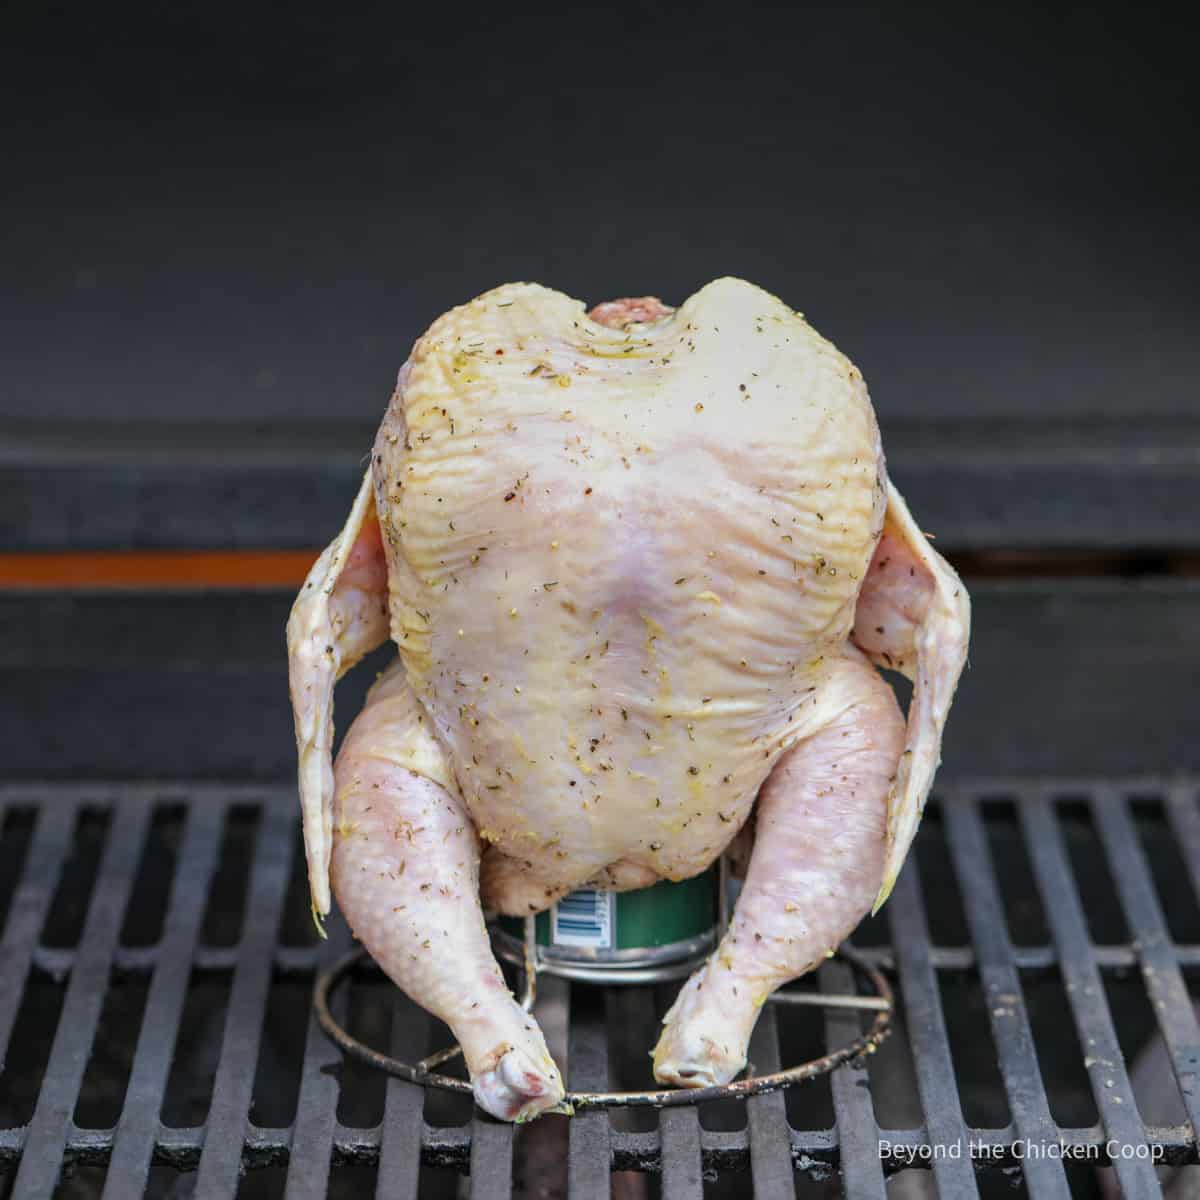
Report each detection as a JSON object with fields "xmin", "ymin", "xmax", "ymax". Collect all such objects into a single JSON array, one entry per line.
[
  {"xmin": 285, "ymin": 920, "xmax": 354, "ymax": 1199},
  {"xmin": 1020, "ymin": 790, "xmax": 1162, "ymax": 1196},
  {"xmin": 658, "ymin": 1106, "xmax": 703, "ymax": 1199},
  {"xmin": 103, "ymin": 795, "xmax": 226, "ymax": 1199},
  {"xmin": 654, "ymin": 980, "xmax": 705, "ymax": 1200},
  {"xmin": 467, "ymin": 1116, "xmax": 512, "ymax": 1199},
  {"xmin": 652, "ymin": 974, "xmax": 705, "ymax": 1200},
  {"xmin": 374, "ymin": 993, "xmax": 427, "ymax": 1199},
  {"xmin": 566, "ymin": 984, "xmax": 611, "ymax": 1197},
  {"xmin": 3, "ymin": 780, "xmax": 1200, "ymax": 1194},
  {"xmin": 12, "ymin": 794, "xmax": 151, "ymax": 1198},
  {"xmin": 821, "ymin": 959, "xmax": 887, "ymax": 1198},
  {"xmin": 887, "ymin": 859, "xmax": 981, "ymax": 1197},
  {"xmin": 942, "ymin": 791, "xmax": 1071, "ymax": 1197},
  {"xmin": 36, "ymin": 938, "xmax": 1200, "ymax": 975},
  {"xmin": 1092, "ymin": 786, "xmax": 1200, "ymax": 1139},
  {"xmin": 9, "ymin": 1119, "xmax": 1198, "ymax": 1173},
  {"xmin": 193, "ymin": 793, "xmax": 296, "ymax": 1197},
  {"xmin": 0, "ymin": 797, "xmax": 76, "ymax": 1066},
  {"xmin": 746, "ymin": 1005, "xmax": 794, "ymax": 1199}
]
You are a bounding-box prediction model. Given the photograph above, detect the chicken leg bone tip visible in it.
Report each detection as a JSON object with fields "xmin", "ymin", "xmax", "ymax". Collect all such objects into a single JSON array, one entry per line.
[{"xmin": 473, "ymin": 1045, "xmax": 568, "ymax": 1121}]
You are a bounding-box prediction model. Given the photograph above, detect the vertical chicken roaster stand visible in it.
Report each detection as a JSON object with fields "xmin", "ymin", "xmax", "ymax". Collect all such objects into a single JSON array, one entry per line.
[{"xmin": 314, "ymin": 857, "xmax": 894, "ymax": 1112}]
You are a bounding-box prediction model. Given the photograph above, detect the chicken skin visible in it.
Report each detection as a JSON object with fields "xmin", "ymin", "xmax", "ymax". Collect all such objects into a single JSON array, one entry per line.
[{"xmin": 287, "ymin": 278, "xmax": 969, "ymax": 1120}]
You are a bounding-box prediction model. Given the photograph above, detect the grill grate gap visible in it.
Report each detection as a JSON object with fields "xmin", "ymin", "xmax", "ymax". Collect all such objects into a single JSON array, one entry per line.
[
  {"xmin": 1019, "ymin": 967, "xmax": 1098, "ymax": 1127},
  {"xmin": 1052, "ymin": 798, "xmax": 1130, "ymax": 945},
  {"xmin": 74, "ymin": 971, "xmax": 149, "ymax": 1130},
  {"xmin": 1130, "ymin": 793, "xmax": 1200, "ymax": 943},
  {"xmin": 249, "ymin": 970, "xmax": 310, "ymax": 1129},
  {"xmin": 792, "ymin": 1175, "xmax": 832, "ymax": 1199},
  {"xmin": 333, "ymin": 974, "xmax": 392, "ymax": 1130},
  {"xmin": 159, "ymin": 967, "xmax": 231, "ymax": 1128},
  {"xmin": 697, "ymin": 1095, "xmax": 747, "ymax": 1134},
  {"xmin": 329, "ymin": 1161, "xmax": 380, "ymax": 1196},
  {"xmin": 0, "ymin": 970, "xmax": 67, "ymax": 1129},
  {"xmin": 421, "ymin": 1011, "xmax": 474, "ymax": 1128},
  {"xmin": 236, "ymin": 1162, "xmax": 286, "ymax": 1198},
  {"xmin": 703, "ymin": 1172, "xmax": 751, "ymax": 1197},
  {"xmin": 119, "ymin": 804, "xmax": 186, "ymax": 947},
  {"xmin": 1103, "ymin": 967, "xmax": 1191, "ymax": 1129},
  {"xmin": 417, "ymin": 1166, "xmax": 471, "ymax": 1199},
  {"xmin": 862, "ymin": 979, "xmax": 922, "ymax": 1132},
  {"xmin": 1104, "ymin": 963, "xmax": 1170, "ymax": 1065},
  {"xmin": 981, "ymin": 1172, "xmax": 1032, "ymax": 1199},
  {"xmin": 42, "ymin": 806, "xmax": 111, "ymax": 949},
  {"xmin": 0, "ymin": 807, "xmax": 35, "ymax": 936},
  {"xmin": 979, "ymin": 797, "xmax": 1050, "ymax": 947},
  {"xmin": 606, "ymin": 985, "xmax": 662, "ymax": 1135},
  {"xmin": 57, "ymin": 1162, "xmax": 109, "ymax": 1199},
  {"xmin": 775, "ymin": 987, "xmax": 835, "ymax": 1133},
  {"xmin": 937, "ymin": 971, "xmax": 1012, "ymax": 1129},
  {"xmin": 913, "ymin": 803, "xmax": 971, "ymax": 947},
  {"xmin": 144, "ymin": 1163, "xmax": 186, "ymax": 1199},
  {"xmin": 279, "ymin": 824, "xmax": 322, "ymax": 949},
  {"xmin": 202, "ymin": 804, "xmax": 261, "ymax": 947}
]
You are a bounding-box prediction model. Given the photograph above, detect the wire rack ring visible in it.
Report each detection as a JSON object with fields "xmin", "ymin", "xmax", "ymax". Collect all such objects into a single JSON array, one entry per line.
[{"xmin": 313, "ymin": 935, "xmax": 893, "ymax": 1111}]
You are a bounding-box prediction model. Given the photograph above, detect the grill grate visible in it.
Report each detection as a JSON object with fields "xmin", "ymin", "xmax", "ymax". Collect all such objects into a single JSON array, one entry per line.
[{"xmin": 1, "ymin": 780, "xmax": 1199, "ymax": 1198}]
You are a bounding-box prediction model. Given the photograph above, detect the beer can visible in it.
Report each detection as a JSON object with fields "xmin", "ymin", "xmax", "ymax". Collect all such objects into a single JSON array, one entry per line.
[{"xmin": 493, "ymin": 865, "xmax": 720, "ymax": 984}]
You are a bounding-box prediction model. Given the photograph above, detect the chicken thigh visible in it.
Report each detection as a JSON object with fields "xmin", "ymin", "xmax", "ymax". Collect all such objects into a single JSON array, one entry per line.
[{"xmin": 287, "ymin": 278, "xmax": 969, "ymax": 1120}]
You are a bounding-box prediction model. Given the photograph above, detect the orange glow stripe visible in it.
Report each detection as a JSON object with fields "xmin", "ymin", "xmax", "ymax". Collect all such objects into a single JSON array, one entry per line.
[
  {"xmin": 0, "ymin": 550, "xmax": 321, "ymax": 589},
  {"xmin": 0, "ymin": 549, "xmax": 1189, "ymax": 590}
]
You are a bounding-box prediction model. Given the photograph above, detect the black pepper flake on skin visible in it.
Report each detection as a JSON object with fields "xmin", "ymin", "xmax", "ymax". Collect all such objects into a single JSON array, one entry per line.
[
  {"xmin": 687, "ymin": 765, "xmax": 700, "ymax": 776},
  {"xmin": 584, "ymin": 486, "xmax": 593, "ymax": 495},
  {"xmin": 504, "ymin": 491, "xmax": 516, "ymax": 501}
]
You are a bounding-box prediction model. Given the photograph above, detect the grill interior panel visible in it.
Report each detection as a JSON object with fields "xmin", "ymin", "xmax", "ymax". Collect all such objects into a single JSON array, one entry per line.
[{"xmin": 1, "ymin": 781, "xmax": 1198, "ymax": 1198}]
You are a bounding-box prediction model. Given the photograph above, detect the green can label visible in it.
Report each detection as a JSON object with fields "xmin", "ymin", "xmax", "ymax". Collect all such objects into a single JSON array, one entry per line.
[{"xmin": 499, "ymin": 868, "xmax": 718, "ymax": 955}]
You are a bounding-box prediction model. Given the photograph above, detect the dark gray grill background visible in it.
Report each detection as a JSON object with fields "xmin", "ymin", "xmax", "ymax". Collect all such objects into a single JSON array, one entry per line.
[{"xmin": 2, "ymin": 779, "xmax": 1198, "ymax": 1198}]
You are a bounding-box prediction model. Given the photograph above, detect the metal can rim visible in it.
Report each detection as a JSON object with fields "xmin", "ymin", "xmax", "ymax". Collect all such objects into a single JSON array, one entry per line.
[{"xmin": 491, "ymin": 925, "xmax": 715, "ymax": 984}]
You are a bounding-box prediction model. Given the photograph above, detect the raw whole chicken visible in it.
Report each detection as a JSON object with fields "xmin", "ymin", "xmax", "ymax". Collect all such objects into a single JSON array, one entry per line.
[{"xmin": 287, "ymin": 278, "xmax": 969, "ymax": 1120}]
